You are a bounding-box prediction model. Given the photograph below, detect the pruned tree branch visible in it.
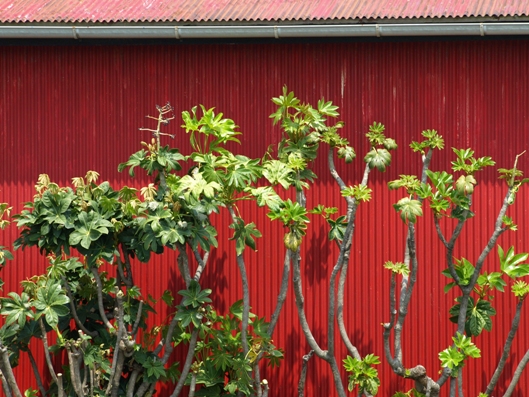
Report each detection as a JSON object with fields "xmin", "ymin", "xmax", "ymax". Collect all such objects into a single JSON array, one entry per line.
[
  {"xmin": 298, "ymin": 350, "xmax": 314, "ymax": 397},
  {"xmin": 485, "ymin": 299, "xmax": 525, "ymax": 394}
]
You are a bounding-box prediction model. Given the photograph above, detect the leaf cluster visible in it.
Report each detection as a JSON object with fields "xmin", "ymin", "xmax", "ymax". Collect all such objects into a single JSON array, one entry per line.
[
  {"xmin": 268, "ymin": 199, "xmax": 309, "ymax": 251},
  {"xmin": 270, "ymin": 86, "xmax": 347, "ymax": 189},
  {"xmin": 364, "ymin": 122, "xmax": 397, "ymax": 172},
  {"xmin": 185, "ymin": 299, "xmax": 283, "ymax": 396},
  {"xmin": 118, "ymin": 141, "xmax": 185, "ymax": 177},
  {"xmin": 343, "ymin": 354, "xmax": 381, "ymax": 395},
  {"xmin": 182, "ymin": 105, "xmax": 241, "ymax": 155},
  {"xmin": 438, "ymin": 333, "xmax": 480, "ymax": 377},
  {"xmin": 409, "ymin": 129, "xmax": 445, "ymax": 154}
]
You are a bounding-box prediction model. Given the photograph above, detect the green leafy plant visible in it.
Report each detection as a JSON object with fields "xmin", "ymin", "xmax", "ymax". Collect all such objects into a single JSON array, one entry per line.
[
  {"xmin": 438, "ymin": 333, "xmax": 481, "ymax": 377},
  {"xmin": 2, "ymin": 91, "xmax": 529, "ymax": 397},
  {"xmin": 343, "ymin": 354, "xmax": 381, "ymax": 395}
]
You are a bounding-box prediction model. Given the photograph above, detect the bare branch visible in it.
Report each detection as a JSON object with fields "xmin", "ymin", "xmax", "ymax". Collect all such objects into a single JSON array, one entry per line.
[
  {"xmin": 291, "ymin": 248, "xmax": 326, "ymax": 359},
  {"xmin": 38, "ymin": 318, "xmax": 59, "ymax": 386},
  {"xmin": 192, "ymin": 249, "xmax": 209, "ymax": 282},
  {"xmin": 106, "ymin": 305, "xmax": 124, "ymax": 396},
  {"xmin": 65, "ymin": 343, "xmax": 84, "ymax": 397},
  {"xmin": 383, "ymin": 272, "xmax": 403, "ymax": 374},
  {"xmin": 395, "ymin": 223, "xmax": 419, "ymax": 364},
  {"xmin": 298, "ymin": 350, "xmax": 314, "ymax": 397},
  {"xmin": 503, "ymin": 348, "xmax": 529, "ymax": 397},
  {"xmin": 0, "ymin": 369, "xmax": 13, "ymax": 397},
  {"xmin": 126, "ymin": 364, "xmax": 141, "ymax": 397},
  {"xmin": 26, "ymin": 348, "xmax": 46, "ymax": 396},
  {"xmin": 91, "ymin": 267, "xmax": 114, "ymax": 330},
  {"xmin": 189, "ymin": 372, "xmax": 197, "ymax": 397},
  {"xmin": 228, "ymin": 205, "xmax": 250, "ymax": 357},
  {"xmin": 457, "ymin": 371, "xmax": 464, "ymax": 397},
  {"xmin": 169, "ymin": 327, "xmax": 199, "ymax": 397},
  {"xmin": 434, "ymin": 217, "xmax": 448, "ymax": 248},
  {"xmin": 62, "ymin": 276, "xmax": 98, "ymax": 337},
  {"xmin": 335, "ymin": 162, "xmax": 371, "ymax": 359},
  {"xmin": 268, "ymin": 250, "xmax": 291, "ymax": 336},
  {"xmin": 407, "ymin": 365, "xmax": 440, "ymax": 397},
  {"xmin": 486, "ymin": 300, "xmax": 525, "ymax": 395},
  {"xmin": 57, "ymin": 373, "xmax": 65, "ymax": 397},
  {"xmin": 0, "ymin": 343, "xmax": 22, "ymax": 397},
  {"xmin": 177, "ymin": 242, "xmax": 191, "ymax": 288},
  {"xmin": 328, "ymin": 148, "xmax": 354, "ymax": 207},
  {"xmin": 132, "ymin": 300, "xmax": 144, "ymax": 337}
]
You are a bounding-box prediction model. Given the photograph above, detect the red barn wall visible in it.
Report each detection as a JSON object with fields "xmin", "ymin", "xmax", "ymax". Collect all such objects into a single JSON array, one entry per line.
[{"xmin": 1, "ymin": 39, "xmax": 529, "ymax": 396}]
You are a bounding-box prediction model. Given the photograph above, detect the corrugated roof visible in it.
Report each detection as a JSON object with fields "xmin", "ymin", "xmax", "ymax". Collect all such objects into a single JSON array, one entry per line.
[{"xmin": 0, "ymin": 0, "xmax": 528, "ymax": 24}]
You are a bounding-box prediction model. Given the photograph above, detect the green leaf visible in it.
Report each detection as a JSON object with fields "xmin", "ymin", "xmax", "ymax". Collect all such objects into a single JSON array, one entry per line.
[
  {"xmin": 228, "ymin": 299, "xmax": 256, "ymax": 324},
  {"xmin": 341, "ymin": 185, "xmax": 372, "ymax": 202},
  {"xmin": 118, "ymin": 150, "xmax": 147, "ymax": 177},
  {"xmin": 327, "ymin": 215, "xmax": 347, "ymax": 242},
  {"xmin": 229, "ymin": 218, "xmax": 262, "ymax": 256},
  {"xmin": 262, "ymin": 160, "xmax": 294, "ymax": 189},
  {"xmin": 388, "ymin": 175, "xmax": 421, "ymax": 193},
  {"xmin": 33, "ymin": 282, "xmax": 70, "ymax": 328},
  {"xmin": 455, "ymin": 175, "xmax": 477, "ymax": 195},
  {"xmin": 69, "ymin": 211, "xmax": 113, "ymax": 250},
  {"xmin": 337, "ymin": 146, "xmax": 356, "ymax": 163},
  {"xmin": 439, "ymin": 346, "xmax": 464, "ymax": 371},
  {"xmin": 468, "ymin": 309, "xmax": 487, "ymax": 336},
  {"xmin": 190, "ymin": 224, "xmax": 218, "ymax": 251},
  {"xmin": 384, "ymin": 261, "xmax": 410, "ymax": 276},
  {"xmin": 317, "ymin": 98, "xmax": 339, "ymax": 117},
  {"xmin": 383, "ymin": 138, "xmax": 398, "ymax": 151},
  {"xmin": 393, "ymin": 197, "xmax": 422, "ymax": 223},
  {"xmin": 247, "ymin": 186, "xmax": 283, "ymax": 211},
  {"xmin": 477, "ymin": 271, "xmax": 506, "ymax": 292},
  {"xmin": 176, "ymin": 173, "xmax": 221, "ymax": 200},
  {"xmin": 144, "ymin": 358, "xmax": 166, "ymax": 381},
  {"xmin": 499, "ymin": 246, "xmax": 529, "ymax": 279},
  {"xmin": 512, "ymin": 280, "xmax": 529, "ymax": 299},
  {"xmin": 0, "ymin": 292, "xmax": 34, "ymax": 328},
  {"xmin": 442, "ymin": 257, "xmax": 475, "ymax": 287},
  {"xmin": 178, "ymin": 281, "xmax": 212, "ymax": 308},
  {"xmin": 364, "ymin": 148, "xmax": 392, "ymax": 172}
]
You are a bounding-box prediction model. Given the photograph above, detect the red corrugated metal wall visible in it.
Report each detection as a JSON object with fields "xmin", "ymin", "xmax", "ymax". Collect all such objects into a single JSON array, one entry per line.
[{"xmin": 1, "ymin": 40, "xmax": 529, "ymax": 396}]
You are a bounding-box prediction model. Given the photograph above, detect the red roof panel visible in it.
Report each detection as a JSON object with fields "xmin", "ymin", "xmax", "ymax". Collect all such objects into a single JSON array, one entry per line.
[{"xmin": 0, "ymin": 0, "xmax": 528, "ymax": 23}]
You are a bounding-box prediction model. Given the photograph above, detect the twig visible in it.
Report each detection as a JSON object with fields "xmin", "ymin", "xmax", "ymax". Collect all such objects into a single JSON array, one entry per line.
[
  {"xmin": 0, "ymin": 369, "xmax": 13, "ymax": 397},
  {"xmin": 176, "ymin": 242, "xmax": 191, "ymax": 288},
  {"xmin": 62, "ymin": 276, "xmax": 98, "ymax": 337},
  {"xmin": 27, "ymin": 348, "xmax": 46, "ymax": 396},
  {"xmin": 189, "ymin": 372, "xmax": 197, "ymax": 397},
  {"xmin": 192, "ymin": 249, "xmax": 209, "ymax": 282},
  {"xmin": 126, "ymin": 364, "xmax": 141, "ymax": 397},
  {"xmin": 132, "ymin": 300, "xmax": 144, "ymax": 337},
  {"xmin": 486, "ymin": 300, "xmax": 525, "ymax": 394},
  {"xmin": 38, "ymin": 318, "xmax": 60, "ymax": 387},
  {"xmin": 503, "ymin": 348, "xmax": 529, "ymax": 397},
  {"xmin": 298, "ymin": 350, "xmax": 314, "ymax": 397},
  {"xmin": 291, "ymin": 248, "xmax": 325, "ymax": 359},
  {"xmin": 91, "ymin": 267, "xmax": 114, "ymax": 330},
  {"xmin": 268, "ymin": 250, "xmax": 291, "ymax": 336},
  {"xmin": 169, "ymin": 327, "xmax": 199, "ymax": 397},
  {"xmin": 0, "ymin": 344, "xmax": 22, "ymax": 397},
  {"xmin": 66, "ymin": 343, "xmax": 84, "ymax": 397},
  {"xmin": 457, "ymin": 371, "xmax": 464, "ymax": 397},
  {"xmin": 228, "ymin": 205, "xmax": 250, "ymax": 357}
]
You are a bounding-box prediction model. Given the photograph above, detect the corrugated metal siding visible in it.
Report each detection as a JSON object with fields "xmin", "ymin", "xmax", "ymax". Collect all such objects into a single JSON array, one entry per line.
[
  {"xmin": 1, "ymin": 41, "xmax": 529, "ymax": 396},
  {"xmin": 1, "ymin": 0, "xmax": 529, "ymax": 23}
]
